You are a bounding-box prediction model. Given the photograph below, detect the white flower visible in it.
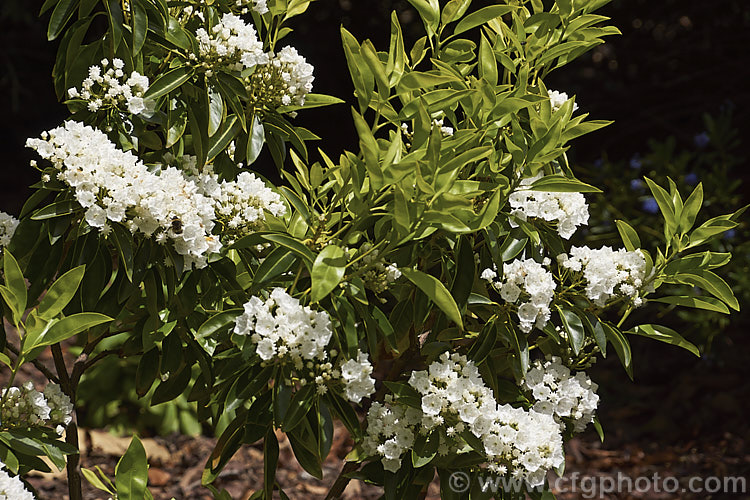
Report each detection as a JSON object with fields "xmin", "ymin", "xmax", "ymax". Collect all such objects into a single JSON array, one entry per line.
[
  {"xmin": 195, "ymin": 13, "xmax": 268, "ymax": 71},
  {"xmin": 548, "ymin": 90, "xmax": 579, "ymax": 113},
  {"xmin": 234, "ymin": 288, "xmax": 332, "ymax": 365},
  {"xmin": 558, "ymin": 245, "xmax": 650, "ymax": 306},
  {"xmin": 69, "ymin": 63, "xmax": 151, "ymax": 115},
  {"xmin": 509, "ymin": 174, "xmax": 589, "ymax": 239},
  {"xmin": 26, "ymin": 122, "xmax": 230, "ymax": 269},
  {"xmin": 367, "ymin": 353, "xmax": 565, "ymax": 484},
  {"xmin": 485, "ymin": 258, "xmax": 556, "ymax": 332},
  {"xmin": 340, "ymin": 351, "xmax": 375, "ymax": 403},
  {"xmin": 522, "ymin": 356, "xmax": 599, "ymax": 433},
  {"xmin": 0, "ymin": 212, "xmax": 18, "ymax": 248},
  {"xmin": 0, "ymin": 461, "xmax": 34, "ymax": 499}
]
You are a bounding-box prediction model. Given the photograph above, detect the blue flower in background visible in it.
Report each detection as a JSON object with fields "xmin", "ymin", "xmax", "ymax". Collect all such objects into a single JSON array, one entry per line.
[
  {"xmin": 630, "ymin": 179, "xmax": 645, "ymax": 191},
  {"xmin": 641, "ymin": 197, "xmax": 659, "ymax": 214},
  {"xmin": 684, "ymin": 172, "xmax": 699, "ymax": 185},
  {"xmin": 723, "ymin": 229, "xmax": 736, "ymax": 240},
  {"xmin": 629, "ymin": 154, "xmax": 642, "ymax": 170},
  {"xmin": 693, "ymin": 132, "xmax": 710, "ymax": 149},
  {"xmin": 593, "ymin": 158, "xmax": 604, "ymax": 168}
]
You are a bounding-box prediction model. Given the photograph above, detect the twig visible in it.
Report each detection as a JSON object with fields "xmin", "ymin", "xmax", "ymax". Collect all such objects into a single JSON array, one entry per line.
[
  {"xmin": 4, "ymin": 343, "xmax": 59, "ymax": 384},
  {"xmin": 324, "ymin": 461, "xmax": 360, "ymax": 500}
]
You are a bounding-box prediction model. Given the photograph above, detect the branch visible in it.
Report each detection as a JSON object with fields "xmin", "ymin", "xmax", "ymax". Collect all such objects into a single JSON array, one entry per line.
[
  {"xmin": 4, "ymin": 343, "xmax": 59, "ymax": 384},
  {"xmin": 51, "ymin": 344, "xmax": 82, "ymax": 500}
]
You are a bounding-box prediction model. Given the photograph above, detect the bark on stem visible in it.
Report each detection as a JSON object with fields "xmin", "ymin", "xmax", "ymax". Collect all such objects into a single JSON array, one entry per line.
[{"xmin": 51, "ymin": 343, "xmax": 82, "ymax": 500}]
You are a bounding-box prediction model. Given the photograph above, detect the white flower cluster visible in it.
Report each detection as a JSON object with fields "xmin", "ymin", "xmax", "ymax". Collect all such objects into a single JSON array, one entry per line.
[
  {"xmin": 522, "ymin": 357, "xmax": 599, "ymax": 433},
  {"xmin": 0, "ymin": 211, "xmax": 18, "ymax": 248},
  {"xmin": 247, "ymin": 46, "xmax": 315, "ymax": 108},
  {"xmin": 192, "ymin": 15, "xmax": 314, "ymax": 108},
  {"xmin": 67, "ymin": 59, "xmax": 152, "ymax": 115},
  {"xmin": 432, "ymin": 118, "xmax": 454, "ymax": 137},
  {"xmin": 548, "ymin": 90, "xmax": 579, "ymax": 113},
  {"xmin": 352, "ymin": 243, "xmax": 401, "ymax": 294},
  {"xmin": 0, "ymin": 382, "xmax": 73, "ymax": 435},
  {"xmin": 509, "ymin": 175, "xmax": 589, "ymax": 239},
  {"xmin": 481, "ymin": 258, "xmax": 556, "ymax": 333},
  {"xmin": 340, "ymin": 350, "xmax": 377, "ymax": 403},
  {"xmin": 558, "ymin": 246, "xmax": 649, "ymax": 307},
  {"xmin": 235, "ymin": 0, "xmax": 269, "ymax": 14},
  {"xmin": 195, "ymin": 167, "xmax": 285, "ymax": 242},
  {"xmin": 234, "ymin": 288, "xmax": 332, "ymax": 362},
  {"xmin": 362, "ymin": 396, "xmax": 421, "ymax": 473},
  {"xmin": 195, "ymin": 13, "xmax": 269, "ymax": 71},
  {"xmin": 0, "ymin": 461, "xmax": 34, "ymax": 500},
  {"xmin": 233, "ymin": 288, "xmax": 375, "ymax": 402},
  {"xmin": 365, "ymin": 353, "xmax": 564, "ymax": 486},
  {"xmin": 26, "ymin": 121, "xmax": 222, "ymax": 268}
]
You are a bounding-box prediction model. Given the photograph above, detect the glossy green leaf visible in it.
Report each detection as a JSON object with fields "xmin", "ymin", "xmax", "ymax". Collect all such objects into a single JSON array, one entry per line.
[
  {"xmin": 454, "ymin": 5, "xmax": 515, "ymax": 35},
  {"xmin": 530, "ymin": 174, "xmax": 602, "ymax": 193},
  {"xmin": 35, "ymin": 313, "xmax": 113, "ymax": 348},
  {"xmin": 3, "ymin": 251, "xmax": 26, "ymax": 320},
  {"xmin": 48, "ymin": 0, "xmax": 78, "ymax": 40},
  {"xmin": 311, "ymin": 244, "xmax": 346, "ymax": 302},
  {"xmin": 557, "ymin": 306, "xmax": 585, "ymax": 355},
  {"xmin": 628, "ymin": 324, "xmax": 700, "ymax": 357},
  {"xmin": 115, "ymin": 436, "xmax": 149, "ymax": 500},
  {"xmin": 281, "ymin": 384, "xmax": 316, "ymax": 432},
  {"xmin": 615, "ymin": 220, "xmax": 641, "ymax": 251},
  {"xmin": 400, "ymin": 268, "xmax": 463, "ymax": 329},
  {"xmin": 648, "ymin": 295, "xmax": 729, "ymax": 314},
  {"xmin": 144, "ymin": 66, "xmax": 193, "ymax": 100},
  {"xmin": 37, "ymin": 265, "xmax": 85, "ymax": 320}
]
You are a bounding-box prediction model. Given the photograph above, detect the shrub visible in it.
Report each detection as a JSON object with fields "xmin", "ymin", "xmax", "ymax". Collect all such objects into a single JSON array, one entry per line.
[{"xmin": 0, "ymin": 0, "xmax": 743, "ymax": 498}]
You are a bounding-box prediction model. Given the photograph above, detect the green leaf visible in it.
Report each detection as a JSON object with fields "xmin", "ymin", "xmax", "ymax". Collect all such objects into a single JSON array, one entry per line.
[
  {"xmin": 679, "ymin": 183, "xmax": 703, "ymax": 233},
  {"xmin": 406, "ymin": 0, "xmax": 440, "ymax": 32},
  {"xmin": 246, "ymin": 116, "xmax": 265, "ymax": 165},
  {"xmin": 615, "ymin": 220, "xmax": 641, "ymax": 251},
  {"xmin": 262, "ymin": 234, "xmax": 315, "ymax": 267},
  {"xmin": 311, "ymin": 244, "xmax": 346, "ymax": 302},
  {"xmin": 136, "ymin": 347, "xmax": 160, "ymax": 398},
  {"xmin": 400, "ymin": 268, "xmax": 463, "ymax": 329},
  {"xmin": 144, "ymin": 66, "xmax": 193, "ymax": 100},
  {"xmin": 602, "ymin": 323, "xmax": 632, "ymax": 379},
  {"xmin": 454, "ymin": 5, "xmax": 516, "ymax": 35},
  {"xmin": 263, "ymin": 428, "xmax": 279, "ymax": 499},
  {"xmin": 111, "ymin": 223, "xmax": 134, "ymax": 282},
  {"xmin": 557, "ymin": 306, "xmax": 585, "ymax": 355},
  {"xmin": 197, "ymin": 309, "xmax": 243, "ymax": 341},
  {"xmin": 48, "ymin": 0, "xmax": 78, "ymax": 40},
  {"xmin": 648, "ymin": 296, "xmax": 729, "ymax": 314},
  {"xmin": 37, "ymin": 265, "xmax": 85, "ymax": 320},
  {"xmin": 3, "ymin": 251, "xmax": 26, "ymax": 320},
  {"xmin": 383, "ymin": 382, "xmax": 422, "ymax": 408},
  {"xmin": 31, "ymin": 199, "xmax": 78, "ymax": 220},
  {"xmin": 281, "ymin": 384, "xmax": 316, "ymax": 432},
  {"xmin": 644, "ymin": 177, "xmax": 677, "ymax": 232},
  {"xmin": 628, "ymin": 324, "xmax": 700, "ymax": 357},
  {"xmin": 468, "ymin": 321, "xmax": 497, "ymax": 365},
  {"xmin": 82, "ymin": 467, "xmax": 115, "ymax": 494},
  {"xmin": 252, "ymin": 247, "xmax": 296, "ymax": 287},
  {"xmin": 529, "ymin": 174, "xmax": 602, "ymax": 193},
  {"xmin": 115, "ymin": 436, "xmax": 149, "ymax": 500},
  {"xmin": 131, "ymin": 0, "xmax": 148, "ymax": 55},
  {"xmin": 668, "ymin": 270, "xmax": 739, "ymax": 311},
  {"xmin": 207, "ymin": 115, "xmax": 242, "ymax": 161},
  {"xmin": 35, "ymin": 313, "xmax": 113, "ymax": 348}
]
